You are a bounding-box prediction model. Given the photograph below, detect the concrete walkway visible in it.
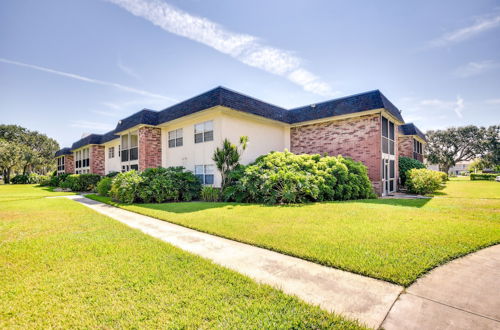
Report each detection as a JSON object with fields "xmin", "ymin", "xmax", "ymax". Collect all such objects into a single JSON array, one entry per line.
[
  {"xmin": 383, "ymin": 244, "xmax": 500, "ymax": 329},
  {"xmin": 65, "ymin": 195, "xmax": 402, "ymax": 329}
]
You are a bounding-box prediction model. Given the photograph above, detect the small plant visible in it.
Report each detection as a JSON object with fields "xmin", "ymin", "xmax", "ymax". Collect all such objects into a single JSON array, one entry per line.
[
  {"xmin": 399, "ymin": 156, "xmax": 426, "ymax": 186},
  {"xmin": 201, "ymin": 186, "xmax": 221, "ymax": 202},
  {"xmin": 406, "ymin": 168, "xmax": 445, "ymax": 195},
  {"xmin": 110, "ymin": 170, "xmax": 143, "ymax": 204},
  {"xmin": 97, "ymin": 177, "xmax": 113, "ymax": 197}
]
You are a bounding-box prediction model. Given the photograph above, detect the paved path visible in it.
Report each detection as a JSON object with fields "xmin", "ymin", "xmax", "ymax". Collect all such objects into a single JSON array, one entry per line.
[
  {"xmin": 65, "ymin": 195, "xmax": 401, "ymax": 329},
  {"xmin": 383, "ymin": 244, "xmax": 500, "ymax": 329}
]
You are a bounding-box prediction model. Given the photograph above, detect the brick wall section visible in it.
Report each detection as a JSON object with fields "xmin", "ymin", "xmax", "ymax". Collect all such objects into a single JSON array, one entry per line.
[
  {"xmin": 398, "ymin": 136, "xmax": 424, "ymax": 162},
  {"xmin": 64, "ymin": 154, "xmax": 74, "ymax": 174},
  {"xmin": 139, "ymin": 126, "xmax": 162, "ymax": 171},
  {"xmin": 90, "ymin": 145, "xmax": 105, "ymax": 175},
  {"xmin": 291, "ymin": 114, "xmax": 383, "ymax": 195}
]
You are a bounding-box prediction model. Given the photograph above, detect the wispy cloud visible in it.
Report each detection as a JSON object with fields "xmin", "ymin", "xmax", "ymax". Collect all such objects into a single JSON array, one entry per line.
[
  {"xmin": 454, "ymin": 60, "xmax": 500, "ymax": 77},
  {"xmin": 0, "ymin": 57, "xmax": 174, "ymax": 100},
  {"xmin": 485, "ymin": 98, "xmax": 500, "ymax": 104},
  {"xmin": 70, "ymin": 120, "xmax": 115, "ymax": 131},
  {"xmin": 117, "ymin": 58, "xmax": 141, "ymax": 80},
  {"xmin": 429, "ymin": 13, "xmax": 500, "ymax": 47},
  {"xmin": 92, "ymin": 98, "xmax": 168, "ymax": 117},
  {"xmin": 107, "ymin": 0, "xmax": 337, "ymax": 96},
  {"xmin": 420, "ymin": 96, "xmax": 464, "ymax": 118}
]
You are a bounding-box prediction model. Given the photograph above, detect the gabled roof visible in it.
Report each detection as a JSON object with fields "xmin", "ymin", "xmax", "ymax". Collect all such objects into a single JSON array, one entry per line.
[
  {"xmin": 71, "ymin": 134, "xmax": 103, "ymax": 150},
  {"xmin": 54, "ymin": 147, "xmax": 72, "ymax": 157},
  {"xmin": 287, "ymin": 90, "xmax": 404, "ymax": 124},
  {"xmin": 399, "ymin": 123, "xmax": 427, "ymax": 141}
]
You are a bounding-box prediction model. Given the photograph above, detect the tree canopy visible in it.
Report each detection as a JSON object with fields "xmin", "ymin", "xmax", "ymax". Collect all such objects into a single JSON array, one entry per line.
[
  {"xmin": 426, "ymin": 125, "xmax": 500, "ymax": 173},
  {"xmin": 0, "ymin": 124, "xmax": 59, "ymax": 183}
]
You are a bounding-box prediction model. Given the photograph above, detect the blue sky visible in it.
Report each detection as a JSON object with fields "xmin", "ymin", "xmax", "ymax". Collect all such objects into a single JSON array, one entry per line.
[{"xmin": 1, "ymin": 0, "xmax": 499, "ymax": 147}]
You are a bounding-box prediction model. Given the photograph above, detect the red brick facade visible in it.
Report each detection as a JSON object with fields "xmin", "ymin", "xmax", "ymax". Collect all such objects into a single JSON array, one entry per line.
[
  {"xmin": 65, "ymin": 154, "xmax": 74, "ymax": 174},
  {"xmin": 291, "ymin": 114, "xmax": 384, "ymax": 194},
  {"xmin": 398, "ymin": 136, "xmax": 424, "ymax": 162},
  {"xmin": 139, "ymin": 126, "xmax": 162, "ymax": 171},
  {"xmin": 90, "ymin": 145, "xmax": 105, "ymax": 175}
]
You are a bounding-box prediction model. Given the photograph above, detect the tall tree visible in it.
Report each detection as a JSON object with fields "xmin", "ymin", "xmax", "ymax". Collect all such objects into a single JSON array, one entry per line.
[
  {"xmin": 0, "ymin": 139, "xmax": 26, "ymax": 183},
  {"xmin": 425, "ymin": 125, "xmax": 485, "ymax": 173},
  {"xmin": 481, "ymin": 125, "xmax": 500, "ymax": 168}
]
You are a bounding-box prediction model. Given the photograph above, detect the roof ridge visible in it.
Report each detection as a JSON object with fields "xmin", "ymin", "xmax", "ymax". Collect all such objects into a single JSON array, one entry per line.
[{"xmin": 289, "ymin": 89, "xmax": 381, "ymax": 111}]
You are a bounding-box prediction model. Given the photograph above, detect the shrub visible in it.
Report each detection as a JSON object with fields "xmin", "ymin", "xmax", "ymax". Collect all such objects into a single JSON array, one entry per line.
[
  {"xmin": 137, "ymin": 167, "xmax": 202, "ymax": 203},
  {"xmin": 399, "ymin": 156, "xmax": 426, "ymax": 186},
  {"xmin": 201, "ymin": 186, "xmax": 221, "ymax": 202},
  {"xmin": 110, "ymin": 170, "xmax": 143, "ymax": 204},
  {"xmin": 49, "ymin": 173, "xmax": 69, "ymax": 187},
  {"xmin": 97, "ymin": 177, "xmax": 113, "ymax": 196},
  {"xmin": 470, "ymin": 173, "xmax": 497, "ymax": 181},
  {"xmin": 11, "ymin": 174, "xmax": 29, "ymax": 184},
  {"xmin": 406, "ymin": 169, "xmax": 444, "ymax": 195},
  {"xmin": 106, "ymin": 171, "xmax": 120, "ymax": 178},
  {"xmin": 224, "ymin": 151, "xmax": 375, "ymax": 204},
  {"xmin": 58, "ymin": 174, "xmax": 101, "ymax": 191},
  {"xmin": 38, "ymin": 175, "xmax": 51, "ymax": 186}
]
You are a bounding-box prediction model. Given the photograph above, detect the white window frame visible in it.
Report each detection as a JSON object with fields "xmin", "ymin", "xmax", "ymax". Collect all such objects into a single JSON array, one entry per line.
[
  {"xmin": 381, "ymin": 116, "xmax": 396, "ymax": 195},
  {"xmin": 195, "ymin": 164, "xmax": 215, "ymax": 185},
  {"xmin": 168, "ymin": 128, "xmax": 183, "ymax": 148},
  {"xmin": 108, "ymin": 146, "xmax": 115, "ymax": 159},
  {"xmin": 194, "ymin": 120, "xmax": 214, "ymax": 144}
]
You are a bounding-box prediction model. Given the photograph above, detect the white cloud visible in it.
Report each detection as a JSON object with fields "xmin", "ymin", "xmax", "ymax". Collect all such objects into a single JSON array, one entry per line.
[
  {"xmin": 419, "ymin": 96, "xmax": 464, "ymax": 118},
  {"xmin": 92, "ymin": 98, "xmax": 170, "ymax": 117},
  {"xmin": 454, "ymin": 60, "xmax": 500, "ymax": 77},
  {"xmin": 70, "ymin": 120, "xmax": 115, "ymax": 131},
  {"xmin": 429, "ymin": 13, "xmax": 500, "ymax": 47},
  {"xmin": 107, "ymin": 0, "xmax": 336, "ymax": 96},
  {"xmin": 0, "ymin": 57, "xmax": 174, "ymax": 100}
]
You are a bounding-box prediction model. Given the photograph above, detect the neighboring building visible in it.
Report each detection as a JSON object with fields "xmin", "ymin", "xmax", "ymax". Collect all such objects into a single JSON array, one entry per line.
[
  {"xmin": 427, "ymin": 161, "xmax": 472, "ymax": 175},
  {"xmin": 54, "ymin": 147, "xmax": 74, "ymax": 175},
  {"xmin": 398, "ymin": 123, "xmax": 427, "ymax": 163},
  {"xmin": 55, "ymin": 86, "xmax": 426, "ymax": 196}
]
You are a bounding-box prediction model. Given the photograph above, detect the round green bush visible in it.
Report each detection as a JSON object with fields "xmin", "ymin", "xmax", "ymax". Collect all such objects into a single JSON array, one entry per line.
[
  {"xmin": 224, "ymin": 151, "xmax": 376, "ymax": 204},
  {"xmin": 406, "ymin": 168, "xmax": 445, "ymax": 195},
  {"xmin": 110, "ymin": 170, "xmax": 143, "ymax": 204},
  {"xmin": 11, "ymin": 174, "xmax": 29, "ymax": 184},
  {"xmin": 399, "ymin": 156, "xmax": 426, "ymax": 186},
  {"xmin": 59, "ymin": 174, "xmax": 101, "ymax": 192},
  {"xmin": 97, "ymin": 177, "xmax": 113, "ymax": 197}
]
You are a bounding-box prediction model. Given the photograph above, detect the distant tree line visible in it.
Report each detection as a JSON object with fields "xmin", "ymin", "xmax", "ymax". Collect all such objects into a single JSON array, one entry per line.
[
  {"xmin": 0, "ymin": 124, "xmax": 59, "ymax": 183},
  {"xmin": 425, "ymin": 125, "xmax": 499, "ymax": 173}
]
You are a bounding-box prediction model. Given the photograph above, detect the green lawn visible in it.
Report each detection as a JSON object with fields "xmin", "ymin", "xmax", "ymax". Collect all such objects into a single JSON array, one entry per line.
[
  {"xmin": 0, "ymin": 184, "xmax": 75, "ymax": 202},
  {"xmin": 89, "ymin": 178, "xmax": 500, "ymax": 286},
  {"xmin": 0, "ymin": 187, "xmax": 361, "ymax": 328}
]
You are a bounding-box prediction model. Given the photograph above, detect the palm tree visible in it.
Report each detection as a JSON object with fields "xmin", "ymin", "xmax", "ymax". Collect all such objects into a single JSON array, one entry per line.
[{"xmin": 212, "ymin": 136, "xmax": 248, "ymax": 190}]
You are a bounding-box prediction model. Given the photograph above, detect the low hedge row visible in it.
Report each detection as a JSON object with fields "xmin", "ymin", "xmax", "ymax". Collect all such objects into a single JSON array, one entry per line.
[
  {"xmin": 108, "ymin": 167, "xmax": 202, "ymax": 204},
  {"xmin": 11, "ymin": 173, "xmax": 50, "ymax": 185},
  {"xmin": 406, "ymin": 168, "xmax": 446, "ymax": 195},
  {"xmin": 59, "ymin": 174, "xmax": 102, "ymax": 192},
  {"xmin": 470, "ymin": 173, "xmax": 497, "ymax": 181}
]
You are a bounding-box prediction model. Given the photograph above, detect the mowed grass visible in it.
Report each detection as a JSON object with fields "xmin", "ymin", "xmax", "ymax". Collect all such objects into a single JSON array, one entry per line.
[
  {"xmin": 0, "ymin": 184, "xmax": 75, "ymax": 202},
  {"xmin": 0, "ymin": 190, "xmax": 361, "ymax": 329},
  {"xmin": 89, "ymin": 179, "xmax": 500, "ymax": 286}
]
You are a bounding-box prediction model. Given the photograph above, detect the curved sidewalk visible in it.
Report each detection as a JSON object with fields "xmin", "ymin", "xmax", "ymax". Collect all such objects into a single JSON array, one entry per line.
[
  {"xmin": 383, "ymin": 244, "xmax": 500, "ymax": 329},
  {"xmin": 64, "ymin": 195, "xmax": 402, "ymax": 329}
]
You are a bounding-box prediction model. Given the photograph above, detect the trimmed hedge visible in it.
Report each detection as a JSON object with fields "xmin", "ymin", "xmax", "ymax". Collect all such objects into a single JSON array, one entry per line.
[
  {"xmin": 406, "ymin": 169, "xmax": 445, "ymax": 195},
  {"xmin": 60, "ymin": 174, "xmax": 102, "ymax": 192},
  {"xmin": 223, "ymin": 151, "xmax": 376, "ymax": 204},
  {"xmin": 470, "ymin": 173, "xmax": 497, "ymax": 181},
  {"xmin": 399, "ymin": 156, "xmax": 426, "ymax": 186},
  {"xmin": 109, "ymin": 167, "xmax": 202, "ymax": 204},
  {"xmin": 11, "ymin": 173, "xmax": 49, "ymax": 184}
]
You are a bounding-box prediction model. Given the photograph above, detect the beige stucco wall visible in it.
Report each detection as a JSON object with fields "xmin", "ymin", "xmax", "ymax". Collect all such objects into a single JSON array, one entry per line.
[
  {"xmin": 103, "ymin": 139, "xmax": 121, "ymax": 174},
  {"xmin": 160, "ymin": 107, "xmax": 289, "ymax": 187}
]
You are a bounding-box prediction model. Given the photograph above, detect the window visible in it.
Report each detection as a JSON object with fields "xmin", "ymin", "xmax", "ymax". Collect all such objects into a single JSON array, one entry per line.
[
  {"xmin": 118, "ymin": 145, "xmax": 121, "ymax": 157},
  {"xmin": 57, "ymin": 157, "xmax": 65, "ymax": 172},
  {"xmin": 121, "ymin": 132, "xmax": 138, "ymax": 162},
  {"xmin": 168, "ymin": 128, "xmax": 183, "ymax": 148},
  {"xmin": 381, "ymin": 117, "xmax": 395, "ymax": 155},
  {"xmin": 195, "ymin": 165, "xmax": 215, "ymax": 185},
  {"xmin": 108, "ymin": 147, "xmax": 115, "ymax": 159},
  {"xmin": 413, "ymin": 139, "xmax": 423, "ymax": 160},
  {"xmin": 75, "ymin": 147, "xmax": 90, "ymax": 169},
  {"xmin": 194, "ymin": 121, "xmax": 213, "ymax": 143}
]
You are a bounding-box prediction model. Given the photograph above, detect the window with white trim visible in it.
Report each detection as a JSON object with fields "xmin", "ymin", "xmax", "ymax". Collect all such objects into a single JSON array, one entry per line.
[
  {"xmin": 57, "ymin": 157, "xmax": 65, "ymax": 173},
  {"xmin": 195, "ymin": 164, "xmax": 215, "ymax": 185},
  {"xmin": 381, "ymin": 117, "xmax": 395, "ymax": 155},
  {"xmin": 194, "ymin": 121, "xmax": 213, "ymax": 143},
  {"xmin": 108, "ymin": 147, "xmax": 115, "ymax": 159},
  {"xmin": 168, "ymin": 128, "xmax": 183, "ymax": 148}
]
